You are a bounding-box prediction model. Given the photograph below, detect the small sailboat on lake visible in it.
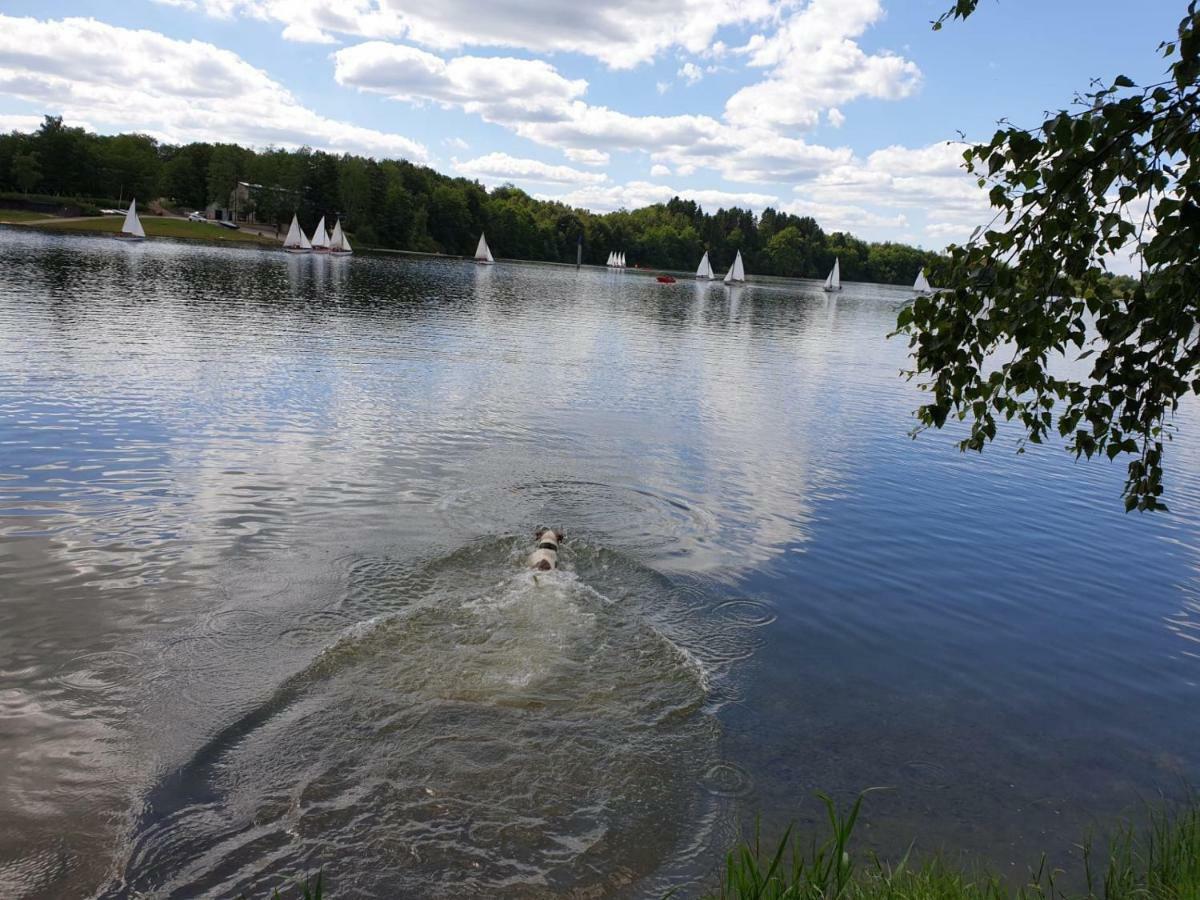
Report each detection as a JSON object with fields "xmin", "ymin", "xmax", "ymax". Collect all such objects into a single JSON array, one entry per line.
[
  {"xmin": 696, "ymin": 251, "xmax": 714, "ymax": 280},
  {"xmin": 913, "ymin": 268, "xmax": 934, "ymax": 295},
  {"xmin": 310, "ymin": 216, "xmax": 331, "ymax": 253},
  {"xmin": 330, "ymin": 218, "xmax": 353, "ymax": 256},
  {"xmin": 116, "ymin": 198, "xmax": 146, "ymax": 242},
  {"xmin": 282, "ymin": 213, "xmax": 312, "ymax": 254},
  {"xmin": 723, "ymin": 250, "xmax": 745, "ymax": 284},
  {"xmin": 475, "ymin": 232, "xmax": 494, "ymax": 264},
  {"xmin": 822, "ymin": 258, "xmax": 841, "ymax": 292}
]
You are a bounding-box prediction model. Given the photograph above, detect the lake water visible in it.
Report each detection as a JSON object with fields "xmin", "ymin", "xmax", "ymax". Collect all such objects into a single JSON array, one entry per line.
[{"xmin": 1, "ymin": 228, "xmax": 1198, "ymax": 899}]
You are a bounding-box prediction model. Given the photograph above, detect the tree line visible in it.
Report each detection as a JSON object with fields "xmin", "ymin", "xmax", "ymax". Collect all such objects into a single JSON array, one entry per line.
[{"xmin": 0, "ymin": 116, "xmax": 944, "ymax": 283}]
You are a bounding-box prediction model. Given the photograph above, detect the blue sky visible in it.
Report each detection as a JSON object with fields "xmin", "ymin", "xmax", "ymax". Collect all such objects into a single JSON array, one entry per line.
[{"xmin": 0, "ymin": 1, "xmax": 1183, "ymax": 250}]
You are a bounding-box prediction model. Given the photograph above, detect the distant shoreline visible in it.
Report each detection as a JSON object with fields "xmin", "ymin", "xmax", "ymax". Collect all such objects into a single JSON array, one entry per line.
[{"xmin": 0, "ymin": 223, "xmax": 910, "ymax": 292}]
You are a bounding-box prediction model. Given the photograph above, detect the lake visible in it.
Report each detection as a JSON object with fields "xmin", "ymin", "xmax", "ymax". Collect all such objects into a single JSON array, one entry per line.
[{"xmin": 1, "ymin": 228, "xmax": 1198, "ymax": 898}]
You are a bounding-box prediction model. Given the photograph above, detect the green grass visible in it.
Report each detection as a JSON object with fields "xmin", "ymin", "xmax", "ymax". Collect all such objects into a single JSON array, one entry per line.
[
  {"xmin": 702, "ymin": 793, "xmax": 1200, "ymax": 900},
  {"xmin": 0, "ymin": 209, "xmax": 58, "ymax": 223},
  {"xmin": 34, "ymin": 215, "xmax": 280, "ymax": 245}
]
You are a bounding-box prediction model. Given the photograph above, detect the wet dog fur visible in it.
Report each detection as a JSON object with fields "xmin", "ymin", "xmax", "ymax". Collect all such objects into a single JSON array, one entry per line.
[{"xmin": 528, "ymin": 528, "xmax": 564, "ymax": 571}]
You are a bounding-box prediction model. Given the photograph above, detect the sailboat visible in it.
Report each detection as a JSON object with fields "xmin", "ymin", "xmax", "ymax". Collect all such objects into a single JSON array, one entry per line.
[
  {"xmin": 695, "ymin": 251, "xmax": 714, "ymax": 280},
  {"xmin": 475, "ymin": 232, "xmax": 494, "ymax": 264},
  {"xmin": 723, "ymin": 250, "xmax": 746, "ymax": 284},
  {"xmin": 606, "ymin": 251, "xmax": 615, "ymax": 267},
  {"xmin": 330, "ymin": 218, "xmax": 353, "ymax": 256},
  {"xmin": 116, "ymin": 198, "xmax": 146, "ymax": 242},
  {"xmin": 310, "ymin": 216, "xmax": 331, "ymax": 253},
  {"xmin": 822, "ymin": 257, "xmax": 841, "ymax": 292},
  {"xmin": 619, "ymin": 252, "xmax": 627, "ymax": 268},
  {"xmin": 282, "ymin": 213, "xmax": 312, "ymax": 254},
  {"xmin": 913, "ymin": 268, "xmax": 933, "ymax": 295}
]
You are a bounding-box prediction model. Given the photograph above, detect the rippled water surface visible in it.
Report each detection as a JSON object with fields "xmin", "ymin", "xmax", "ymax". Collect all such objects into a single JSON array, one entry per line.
[{"xmin": 1, "ymin": 229, "xmax": 1198, "ymax": 898}]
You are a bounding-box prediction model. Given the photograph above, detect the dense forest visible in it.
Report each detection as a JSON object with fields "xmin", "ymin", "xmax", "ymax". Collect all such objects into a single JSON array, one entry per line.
[{"xmin": 0, "ymin": 116, "xmax": 944, "ymax": 283}]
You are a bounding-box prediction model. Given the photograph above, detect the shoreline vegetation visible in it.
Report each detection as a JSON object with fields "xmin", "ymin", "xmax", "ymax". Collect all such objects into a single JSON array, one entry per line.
[
  {"xmin": 0, "ymin": 115, "xmax": 944, "ymax": 285},
  {"xmin": 13, "ymin": 214, "xmax": 281, "ymax": 245},
  {"xmin": 249, "ymin": 796, "xmax": 1200, "ymax": 899}
]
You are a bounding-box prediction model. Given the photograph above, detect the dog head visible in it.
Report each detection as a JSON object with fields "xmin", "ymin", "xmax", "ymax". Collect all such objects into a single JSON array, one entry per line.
[{"xmin": 535, "ymin": 527, "xmax": 564, "ymax": 549}]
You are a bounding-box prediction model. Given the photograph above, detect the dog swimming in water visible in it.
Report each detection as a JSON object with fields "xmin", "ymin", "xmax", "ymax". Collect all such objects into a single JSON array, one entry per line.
[{"xmin": 528, "ymin": 528, "xmax": 564, "ymax": 571}]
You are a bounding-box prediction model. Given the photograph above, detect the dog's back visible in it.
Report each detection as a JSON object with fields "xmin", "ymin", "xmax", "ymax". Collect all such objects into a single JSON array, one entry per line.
[{"xmin": 528, "ymin": 529, "xmax": 563, "ymax": 570}]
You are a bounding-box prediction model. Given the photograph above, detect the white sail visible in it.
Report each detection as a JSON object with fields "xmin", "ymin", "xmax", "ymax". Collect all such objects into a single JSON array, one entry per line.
[
  {"xmin": 913, "ymin": 268, "xmax": 933, "ymax": 293},
  {"xmin": 283, "ymin": 213, "xmax": 312, "ymax": 250},
  {"xmin": 475, "ymin": 232, "xmax": 494, "ymax": 263},
  {"xmin": 330, "ymin": 219, "xmax": 352, "ymax": 254},
  {"xmin": 619, "ymin": 252, "xmax": 626, "ymax": 267},
  {"xmin": 606, "ymin": 251, "xmax": 614, "ymax": 267},
  {"xmin": 121, "ymin": 198, "xmax": 145, "ymax": 238},
  {"xmin": 310, "ymin": 216, "xmax": 331, "ymax": 250},
  {"xmin": 723, "ymin": 250, "xmax": 745, "ymax": 284},
  {"xmin": 823, "ymin": 257, "xmax": 841, "ymax": 292},
  {"xmin": 696, "ymin": 251, "xmax": 714, "ymax": 280}
]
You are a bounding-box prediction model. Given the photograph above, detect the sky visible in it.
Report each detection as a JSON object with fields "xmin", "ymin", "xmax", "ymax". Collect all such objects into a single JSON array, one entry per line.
[{"xmin": 0, "ymin": 1, "xmax": 1183, "ymax": 250}]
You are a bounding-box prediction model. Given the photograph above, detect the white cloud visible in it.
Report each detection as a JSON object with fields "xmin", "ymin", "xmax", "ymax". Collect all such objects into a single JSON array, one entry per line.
[
  {"xmin": 799, "ymin": 143, "xmax": 983, "ymax": 220},
  {"xmin": 164, "ymin": 0, "xmax": 779, "ymax": 69},
  {"xmin": 791, "ymin": 141, "xmax": 986, "ymax": 245},
  {"xmin": 827, "ymin": 108, "xmax": 845, "ymax": 128},
  {"xmin": 280, "ymin": 22, "xmax": 338, "ymax": 44},
  {"xmin": 0, "ymin": 15, "xmax": 428, "ymax": 160},
  {"xmin": 725, "ymin": 0, "xmax": 920, "ymax": 131},
  {"xmin": 334, "ymin": 41, "xmax": 587, "ymax": 124},
  {"xmin": 444, "ymin": 136, "xmax": 469, "ymax": 150},
  {"xmin": 654, "ymin": 130, "xmax": 855, "ymax": 183},
  {"xmin": 549, "ymin": 180, "xmax": 779, "ymax": 213},
  {"xmin": 656, "ymin": 81, "xmax": 671, "ymax": 95},
  {"xmin": 564, "ymin": 147, "xmax": 609, "ymax": 166},
  {"xmin": 783, "ymin": 198, "xmax": 908, "ymax": 233},
  {"xmin": 650, "ymin": 163, "xmax": 671, "ymax": 177},
  {"xmin": 455, "ymin": 152, "xmax": 607, "ymax": 186},
  {"xmin": 678, "ymin": 62, "xmax": 703, "ymax": 85},
  {"xmin": 0, "ymin": 113, "xmax": 53, "ymax": 133}
]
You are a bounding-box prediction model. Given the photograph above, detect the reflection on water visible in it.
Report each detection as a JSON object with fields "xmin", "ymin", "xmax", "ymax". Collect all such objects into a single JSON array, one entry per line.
[{"xmin": 0, "ymin": 229, "xmax": 1198, "ymax": 898}]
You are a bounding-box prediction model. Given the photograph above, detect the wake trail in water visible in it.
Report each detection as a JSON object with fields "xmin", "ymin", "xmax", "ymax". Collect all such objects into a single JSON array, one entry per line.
[{"xmin": 99, "ymin": 538, "xmax": 757, "ymax": 899}]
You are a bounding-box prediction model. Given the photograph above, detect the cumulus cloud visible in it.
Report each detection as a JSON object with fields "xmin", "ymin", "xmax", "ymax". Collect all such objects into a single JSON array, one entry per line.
[
  {"xmin": 725, "ymin": 0, "xmax": 920, "ymax": 130},
  {"xmin": 334, "ymin": 41, "xmax": 587, "ymax": 124},
  {"xmin": 454, "ymin": 152, "xmax": 607, "ymax": 186},
  {"xmin": 650, "ymin": 163, "xmax": 671, "ymax": 177},
  {"xmin": 0, "ymin": 15, "xmax": 428, "ymax": 160},
  {"xmin": 791, "ymin": 141, "xmax": 984, "ymax": 244},
  {"xmin": 564, "ymin": 147, "xmax": 610, "ymax": 166},
  {"xmin": 161, "ymin": 0, "xmax": 779, "ymax": 68}
]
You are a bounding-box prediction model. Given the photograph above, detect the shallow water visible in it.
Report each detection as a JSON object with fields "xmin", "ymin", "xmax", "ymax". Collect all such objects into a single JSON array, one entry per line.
[{"xmin": 0, "ymin": 229, "xmax": 1197, "ymax": 898}]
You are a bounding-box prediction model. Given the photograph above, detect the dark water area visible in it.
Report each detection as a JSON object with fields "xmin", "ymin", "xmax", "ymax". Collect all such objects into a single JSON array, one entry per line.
[{"xmin": 0, "ymin": 228, "xmax": 1197, "ymax": 898}]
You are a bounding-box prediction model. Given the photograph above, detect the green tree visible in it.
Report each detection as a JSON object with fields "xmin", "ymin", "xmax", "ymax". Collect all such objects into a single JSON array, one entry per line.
[
  {"xmin": 206, "ymin": 143, "xmax": 246, "ymax": 209},
  {"xmin": 11, "ymin": 151, "xmax": 40, "ymax": 194},
  {"xmin": 897, "ymin": 2, "xmax": 1200, "ymax": 510}
]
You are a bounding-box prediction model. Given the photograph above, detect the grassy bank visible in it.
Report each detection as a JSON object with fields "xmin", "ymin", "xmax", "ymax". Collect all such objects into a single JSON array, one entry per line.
[
  {"xmin": 704, "ymin": 793, "xmax": 1200, "ymax": 900},
  {"xmin": 31, "ymin": 215, "xmax": 280, "ymax": 246},
  {"xmin": 0, "ymin": 209, "xmax": 56, "ymax": 223}
]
